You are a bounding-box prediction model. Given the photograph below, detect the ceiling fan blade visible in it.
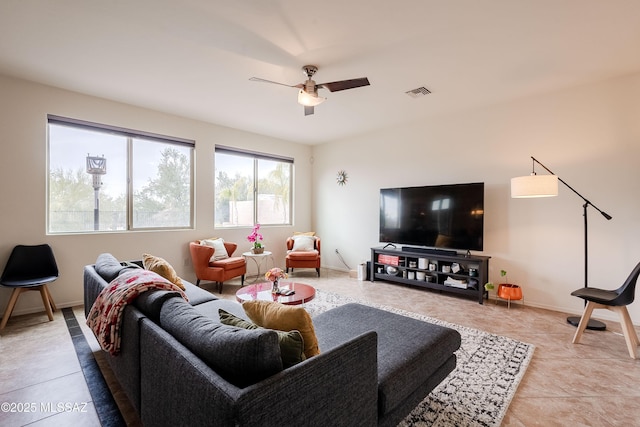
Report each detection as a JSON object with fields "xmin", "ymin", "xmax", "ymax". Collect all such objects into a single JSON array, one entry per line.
[
  {"xmin": 318, "ymin": 77, "xmax": 370, "ymax": 92},
  {"xmin": 249, "ymin": 77, "xmax": 302, "ymax": 89},
  {"xmin": 304, "ymin": 105, "xmax": 314, "ymax": 116}
]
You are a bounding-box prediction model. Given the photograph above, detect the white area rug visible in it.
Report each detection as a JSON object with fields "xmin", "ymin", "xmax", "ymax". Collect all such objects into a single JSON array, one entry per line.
[{"xmin": 304, "ymin": 290, "xmax": 535, "ymax": 427}]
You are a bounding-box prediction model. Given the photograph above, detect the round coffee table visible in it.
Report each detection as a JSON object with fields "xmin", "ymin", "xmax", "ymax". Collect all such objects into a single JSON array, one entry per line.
[{"xmin": 236, "ymin": 282, "xmax": 316, "ymax": 305}]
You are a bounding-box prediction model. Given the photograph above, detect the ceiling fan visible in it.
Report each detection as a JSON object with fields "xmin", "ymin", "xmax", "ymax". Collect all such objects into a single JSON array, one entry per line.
[{"xmin": 250, "ymin": 65, "xmax": 370, "ymax": 116}]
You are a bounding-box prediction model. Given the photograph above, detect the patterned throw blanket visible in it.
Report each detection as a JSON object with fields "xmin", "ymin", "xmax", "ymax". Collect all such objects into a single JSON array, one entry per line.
[{"xmin": 87, "ymin": 269, "xmax": 188, "ymax": 355}]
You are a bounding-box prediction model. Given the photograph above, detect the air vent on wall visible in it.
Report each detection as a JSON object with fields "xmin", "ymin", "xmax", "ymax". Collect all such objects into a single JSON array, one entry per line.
[{"xmin": 405, "ymin": 86, "xmax": 431, "ymax": 98}]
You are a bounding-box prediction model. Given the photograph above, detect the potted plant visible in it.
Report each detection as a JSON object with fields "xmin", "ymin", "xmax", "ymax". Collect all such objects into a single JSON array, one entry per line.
[
  {"xmin": 495, "ymin": 269, "xmax": 522, "ymax": 307},
  {"xmin": 485, "ymin": 270, "xmax": 522, "ymax": 303},
  {"xmin": 247, "ymin": 223, "xmax": 264, "ymax": 254}
]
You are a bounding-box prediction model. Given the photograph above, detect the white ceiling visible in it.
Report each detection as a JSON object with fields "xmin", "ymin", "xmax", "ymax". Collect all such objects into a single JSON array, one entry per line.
[{"xmin": 2, "ymin": 0, "xmax": 640, "ymax": 144}]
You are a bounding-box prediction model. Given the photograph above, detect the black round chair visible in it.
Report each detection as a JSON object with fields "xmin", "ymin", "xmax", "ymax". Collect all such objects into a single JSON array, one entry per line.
[
  {"xmin": 0, "ymin": 244, "xmax": 58, "ymax": 330},
  {"xmin": 571, "ymin": 261, "xmax": 640, "ymax": 358}
]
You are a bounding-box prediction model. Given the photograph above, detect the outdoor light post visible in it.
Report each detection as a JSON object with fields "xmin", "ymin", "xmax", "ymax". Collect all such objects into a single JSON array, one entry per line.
[{"xmin": 86, "ymin": 154, "xmax": 107, "ymax": 231}]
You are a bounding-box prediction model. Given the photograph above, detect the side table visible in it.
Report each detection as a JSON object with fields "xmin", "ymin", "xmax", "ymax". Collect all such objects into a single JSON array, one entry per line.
[{"xmin": 242, "ymin": 251, "xmax": 274, "ymax": 283}]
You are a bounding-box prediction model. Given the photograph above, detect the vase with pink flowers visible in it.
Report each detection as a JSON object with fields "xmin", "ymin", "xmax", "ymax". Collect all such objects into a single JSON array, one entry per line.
[{"xmin": 265, "ymin": 267, "xmax": 287, "ymax": 294}]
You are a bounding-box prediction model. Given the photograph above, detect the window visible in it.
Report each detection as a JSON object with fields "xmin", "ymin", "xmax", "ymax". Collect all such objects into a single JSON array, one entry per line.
[
  {"xmin": 47, "ymin": 115, "xmax": 194, "ymax": 233},
  {"xmin": 215, "ymin": 146, "xmax": 292, "ymax": 227}
]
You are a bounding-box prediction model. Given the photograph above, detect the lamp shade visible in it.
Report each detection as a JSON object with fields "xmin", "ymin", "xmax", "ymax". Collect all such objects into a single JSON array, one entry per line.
[
  {"xmin": 297, "ymin": 90, "xmax": 326, "ymax": 107},
  {"xmin": 511, "ymin": 174, "xmax": 559, "ymax": 198}
]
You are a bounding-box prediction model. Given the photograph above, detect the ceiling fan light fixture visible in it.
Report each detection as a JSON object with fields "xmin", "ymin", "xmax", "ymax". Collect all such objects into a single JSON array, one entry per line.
[{"xmin": 297, "ymin": 89, "xmax": 326, "ymax": 107}]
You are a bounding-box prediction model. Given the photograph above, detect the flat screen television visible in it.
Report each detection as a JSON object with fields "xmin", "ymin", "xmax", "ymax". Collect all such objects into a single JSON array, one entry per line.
[{"xmin": 379, "ymin": 182, "xmax": 484, "ymax": 252}]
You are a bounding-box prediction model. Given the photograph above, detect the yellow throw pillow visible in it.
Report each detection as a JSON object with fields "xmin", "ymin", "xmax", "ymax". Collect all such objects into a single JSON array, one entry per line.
[
  {"xmin": 293, "ymin": 231, "xmax": 316, "ymax": 236},
  {"xmin": 142, "ymin": 253, "xmax": 185, "ymax": 290},
  {"xmin": 242, "ymin": 300, "xmax": 320, "ymax": 358}
]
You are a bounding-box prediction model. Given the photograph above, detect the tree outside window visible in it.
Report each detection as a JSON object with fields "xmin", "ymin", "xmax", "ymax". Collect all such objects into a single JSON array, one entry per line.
[
  {"xmin": 48, "ymin": 116, "xmax": 194, "ymax": 233},
  {"xmin": 215, "ymin": 147, "xmax": 292, "ymax": 228}
]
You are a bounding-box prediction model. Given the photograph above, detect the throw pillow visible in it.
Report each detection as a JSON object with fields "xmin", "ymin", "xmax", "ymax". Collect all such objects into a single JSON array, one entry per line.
[
  {"xmin": 293, "ymin": 231, "xmax": 316, "ymax": 236},
  {"xmin": 242, "ymin": 300, "xmax": 320, "ymax": 358},
  {"xmin": 142, "ymin": 253, "xmax": 185, "ymax": 290},
  {"xmin": 291, "ymin": 235, "xmax": 316, "ymax": 252},
  {"xmin": 200, "ymin": 238, "xmax": 229, "ymax": 262},
  {"xmin": 219, "ymin": 309, "xmax": 306, "ymax": 368}
]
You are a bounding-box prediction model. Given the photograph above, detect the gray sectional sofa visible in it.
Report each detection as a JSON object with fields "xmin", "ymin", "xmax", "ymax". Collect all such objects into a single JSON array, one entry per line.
[{"xmin": 84, "ymin": 253, "xmax": 461, "ymax": 427}]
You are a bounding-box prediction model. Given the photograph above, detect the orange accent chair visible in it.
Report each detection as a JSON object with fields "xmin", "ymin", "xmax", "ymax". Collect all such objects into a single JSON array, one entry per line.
[
  {"xmin": 285, "ymin": 236, "xmax": 321, "ymax": 277},
  {"xmin": 189, "ymin": 241, "xmax": 246, "ymax": 293}
]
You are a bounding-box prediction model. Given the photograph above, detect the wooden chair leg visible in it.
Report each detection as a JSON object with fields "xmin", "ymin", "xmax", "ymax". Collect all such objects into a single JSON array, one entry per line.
[
  {"xmin": 610, "ymin": 306, "xmax": 639, "ymax": 359},
  {"xmin": 38, "ymin": 286, "xmax": 54, "ymax": 321},
  {"xmin": 0, "ymin": 288, "xmax": 23, "ymax": 330},
  {"xmin": 573, "ymin": 301, "xmax": 597, "ymax": 344},
  {"xmin": 43, "ymin": 284, "xmax": 57, "ymax": 312}
]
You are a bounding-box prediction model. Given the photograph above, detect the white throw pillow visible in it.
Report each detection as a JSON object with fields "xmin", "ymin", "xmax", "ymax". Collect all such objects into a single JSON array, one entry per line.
[
  {"xmin": 291, "ymin": 235, "xmax": 316, "ymax": 252},
  {"xmin": 201, "ymin": 238, "xmax": 229, "ymax": 262}
]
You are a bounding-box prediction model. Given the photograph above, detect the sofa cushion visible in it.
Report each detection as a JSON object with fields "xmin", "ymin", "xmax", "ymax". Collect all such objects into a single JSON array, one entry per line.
[
  {"xmin": 200, "ymin": 238, "xmax": 229, "ymax": 261},
  {"xmin": 286, "ymin": 251, "xmax": 319, "ymax": 261},
  {"xmin": 313, "ymin": 303, "xmax": 461, "ymax": 417},
  {"xmin": 95, "ymin": 254, "xmax": 144, "ymax": 283},
  {"xmin": 193, "ymin": 298, "xmax": 248, "ymax": 321},
  {"xmin": 159, "ymin": 297, "xmax": 283, "ymax": 388},
  {"xmin": 95, "ymin": 253, "xmax": 125, "ymax": 282},
  {"xmin": 219, "ymin": 309, "xmax": 306, "ymax": 368},
  {"xmin": 143, "ymin": 253, "xmax": 185, "ymax": 290},
  {"xmin": 180, "ymin": 281, "xmax": 218, "ymax": 306},
  {"xmin": 134, "ymin": 290, "xmax": 184, "ymax": 322},
  {"xmin": 242, "ymin": 300, "xmax": 320, "ymax": 358},
  {"xmin": 209, "ymin": 256, "xmax": 245, "ymax": 270}
]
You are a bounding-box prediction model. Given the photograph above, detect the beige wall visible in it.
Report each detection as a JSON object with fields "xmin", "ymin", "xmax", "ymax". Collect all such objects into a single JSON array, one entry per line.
[
  {"xmin": 312, "ymin": 72, "xmax": 640, "ymax": 324},
  {"xmin": 3, "ymin": 71, "xmax": 640, "ymax": 326},
  {"xmin": 0, "ymin": 74, "xmax": 313, "ymax": 316}
]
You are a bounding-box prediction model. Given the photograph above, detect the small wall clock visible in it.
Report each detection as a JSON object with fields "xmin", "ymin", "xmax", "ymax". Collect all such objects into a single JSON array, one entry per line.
[{"xmin": 336, "ymin": 170, "xmax": 348, "ymax": 186}]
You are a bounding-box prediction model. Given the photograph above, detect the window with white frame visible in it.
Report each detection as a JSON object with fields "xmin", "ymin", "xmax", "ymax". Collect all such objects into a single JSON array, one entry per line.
[
  {"xmin": 214, "ymin": 146, "xmax": 292, "ymax": 227},
  {"xmin": 47, "ymin": 115, "xmax": 194, "ymax": 233}
]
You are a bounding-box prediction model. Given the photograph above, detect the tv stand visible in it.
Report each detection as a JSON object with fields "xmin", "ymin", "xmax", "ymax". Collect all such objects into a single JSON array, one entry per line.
[{"xmin": 371, "ymin": 246, "xmax": 490, "ymax": 304}]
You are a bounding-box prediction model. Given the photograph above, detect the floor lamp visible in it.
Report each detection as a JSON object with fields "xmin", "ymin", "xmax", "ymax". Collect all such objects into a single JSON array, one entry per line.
[{"xmin": 511, "ymin": 156, "xmax": 612, "ymax": 331}]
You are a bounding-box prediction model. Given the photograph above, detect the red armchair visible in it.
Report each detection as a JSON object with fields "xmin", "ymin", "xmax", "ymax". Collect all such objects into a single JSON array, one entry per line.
[
  {"xmin": 285, "ymin": 235, "xmax": 321, "ymax": 277},
  {"xmin": 189, "ymin": 241, "xmax": 246, "ymax": 293}
]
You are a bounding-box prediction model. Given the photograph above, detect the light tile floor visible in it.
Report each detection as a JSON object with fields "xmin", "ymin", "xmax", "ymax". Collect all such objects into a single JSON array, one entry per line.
[{"xmin": 1, "ymin": 269, "xmax": 639, "ymax": 426}]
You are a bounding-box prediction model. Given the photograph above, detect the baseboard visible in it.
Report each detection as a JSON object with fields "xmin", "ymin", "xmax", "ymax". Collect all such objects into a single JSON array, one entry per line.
[
  {"xmin": 1, "ymin": 300, "xmax": 84, "ymax": 318},
  {"xmin": 487, "ymin": 298, "xmax": 634, "ymax": 326}
]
